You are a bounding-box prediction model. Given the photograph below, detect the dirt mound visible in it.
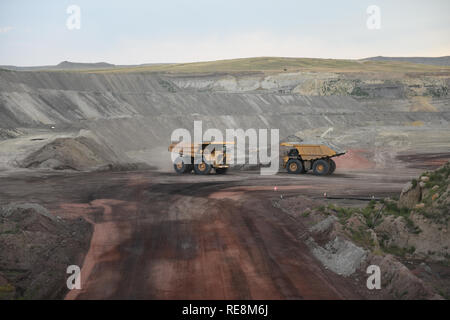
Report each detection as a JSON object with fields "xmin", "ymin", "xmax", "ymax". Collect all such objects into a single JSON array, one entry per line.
[
  {"xmin": 20, "ymin": 136, "xmax": 124, "ymax": 171},
  {"xmin": 365, "ymin": 254, "xmax": 441, "ymax": 299},
  {"xmin": 0, "ymin": 203, "xmax": 92, "ymax": 299}
]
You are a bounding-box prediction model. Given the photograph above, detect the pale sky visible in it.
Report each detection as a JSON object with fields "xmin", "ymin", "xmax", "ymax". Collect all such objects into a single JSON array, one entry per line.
[{"xmin": 0, "ymin": 0, "xmax": 449, "ymax": 66}]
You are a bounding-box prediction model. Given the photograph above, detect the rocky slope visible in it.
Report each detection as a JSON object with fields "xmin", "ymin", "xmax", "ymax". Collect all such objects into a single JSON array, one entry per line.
[
  {"xmin": 277, "ymin": 162, "xmax": 450, "ymax": 299},
  {"xmin": 0, "ymin": 62, "xmax": 449, "ymax": 172}
]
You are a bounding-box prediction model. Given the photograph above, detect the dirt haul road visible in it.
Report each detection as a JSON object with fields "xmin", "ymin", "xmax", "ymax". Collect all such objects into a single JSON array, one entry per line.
[{"xmin": 0, "ymin": 167, "xmax": 427, "ymax": 299}]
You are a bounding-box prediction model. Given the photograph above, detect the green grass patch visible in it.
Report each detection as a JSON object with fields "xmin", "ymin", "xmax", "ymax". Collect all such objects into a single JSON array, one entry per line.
[
  {"xmin": 349, "ymin": 227, "xmax": 375, "ymax": 249},
  {"xmin": 302, "ymin": 210, "xmax": 311, "ymax": 217},
  {"xmin": 382, "ymin": 244, "xmax": 416, "ymax": 257},
  {"xmin": 350, "ymin": 86, "xmax": 370, "ymax": 97},
  {"xmin": 0, "ymin": 284, "xmax": 14, "ymax": 293},
  {"xmin": 68, "ymin": 57, "xmax": 450, "ymax": 74}
]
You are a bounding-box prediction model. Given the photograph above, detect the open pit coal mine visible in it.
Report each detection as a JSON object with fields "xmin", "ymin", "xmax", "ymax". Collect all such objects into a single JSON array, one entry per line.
[{"xmin": 0, "ymin": 68, "xmax": 450, "ymax": 300}]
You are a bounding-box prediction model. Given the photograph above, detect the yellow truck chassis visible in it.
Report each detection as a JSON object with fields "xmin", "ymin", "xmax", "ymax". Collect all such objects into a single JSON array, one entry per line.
[{"xmin": 168, "ymin": 141, "xmax": 234, "ymax": 175}]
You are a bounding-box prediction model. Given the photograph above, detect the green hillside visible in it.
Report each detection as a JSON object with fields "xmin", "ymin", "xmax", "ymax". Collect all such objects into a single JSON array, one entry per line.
[{"xmin": 83, "ymin": 56, "xmax": 450, "ymax": 74}]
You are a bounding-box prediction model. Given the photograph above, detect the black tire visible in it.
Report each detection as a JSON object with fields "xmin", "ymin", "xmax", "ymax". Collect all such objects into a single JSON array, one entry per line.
[
  {"xmin": 312, "ymin": 159, "xmax": 330, "ymax": 176},
  {"xmin": 173, "ymin": 157, "xmax": 191, "ymax": 174},
  {"xmin": 328, "ymin": 159, "xmax": 336, "ymax": 175},
  {"xmin": 286, "ymin": 159, "xmax": 303, "ymax": 174},
  {"xmin": 194, "ymin": 162, "xmax": 212, "ymax": 175},
  {"xmin": 185, "ymin": 164, "xmax": 194, "ymax": 173},
  {"xmin": 215, "ymin": 168, "xmax": 228, "ymax": 175}
]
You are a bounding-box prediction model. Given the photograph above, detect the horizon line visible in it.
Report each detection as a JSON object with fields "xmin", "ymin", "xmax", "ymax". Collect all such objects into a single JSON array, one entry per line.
[{"xmin": 2, "ymin": 54, "xmax": 450, "ymax": 68}]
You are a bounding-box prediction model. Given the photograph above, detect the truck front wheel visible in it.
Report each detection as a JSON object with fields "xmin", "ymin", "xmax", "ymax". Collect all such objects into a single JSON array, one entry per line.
[
  {"xmin": 286, "ymin": 159, "xmax": 304, "ymax": 174},
  {"xmin": 174, "ymin": 157, "xmax": 191, "ymax": 174}
]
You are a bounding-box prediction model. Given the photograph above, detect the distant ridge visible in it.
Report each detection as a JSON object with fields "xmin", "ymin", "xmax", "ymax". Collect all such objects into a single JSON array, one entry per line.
[
  {"xmin": 0, "ymin": 61, "xmax": 115, "ymax": 71},
  {"xmin": 56, "ymin": 61, "xmax": 115, "ymax": 69},
  {"xmin": 1, "ymin": 57, "xmax": 450, "ymax": 73},
  {"xmin": 0, "ymin": 61, "xmax": 166, "ymax": 72},
  {"xmin": 363, "ymin": 56, "xmax": 450, "ymax": 66}
]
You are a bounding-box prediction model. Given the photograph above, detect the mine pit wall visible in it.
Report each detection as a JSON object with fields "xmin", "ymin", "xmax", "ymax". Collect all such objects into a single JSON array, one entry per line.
[{"xmin": 0, "ymin": 70, "xmax": 449, "ymax": 170}]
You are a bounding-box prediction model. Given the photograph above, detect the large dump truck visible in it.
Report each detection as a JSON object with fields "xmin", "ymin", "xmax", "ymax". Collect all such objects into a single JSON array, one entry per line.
[
  {"xmin": 168, "ymin": 141, "xmax": 234, "ymax": 175},
  {"xmin": 280, "ymin": 142, "xmax": 346, "ymax": 175}
]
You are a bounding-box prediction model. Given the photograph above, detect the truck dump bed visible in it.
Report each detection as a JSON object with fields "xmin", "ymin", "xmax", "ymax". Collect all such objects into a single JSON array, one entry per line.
[{"xmin": 280, "ymin": 142, "xmax": 346, "ymax": 160}]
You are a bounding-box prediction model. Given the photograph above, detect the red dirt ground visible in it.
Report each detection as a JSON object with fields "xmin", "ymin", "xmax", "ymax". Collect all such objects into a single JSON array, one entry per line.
[{"xmin": 0, "ymin": 159, "xmax": 435, "ymax": 300}]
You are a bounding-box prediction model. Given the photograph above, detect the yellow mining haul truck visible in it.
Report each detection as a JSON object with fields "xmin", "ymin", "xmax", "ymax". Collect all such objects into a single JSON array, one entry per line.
[
  {"xmin": 280, "ymin": 142, "xmax": 346, "ymax": 175},
  {"xmin": 168, "ymin": 141, "xmax": 234, "ymax": 175}
]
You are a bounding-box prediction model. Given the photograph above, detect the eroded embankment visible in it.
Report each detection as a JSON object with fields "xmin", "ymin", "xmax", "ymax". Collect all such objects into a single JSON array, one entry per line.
[
  {"xmin": 276, "ymin": 162, "xmax": 450, "ymax": 299},
  {"xmin": 1, "ymin": 70, "xmax": 449, "ymax": 172}
]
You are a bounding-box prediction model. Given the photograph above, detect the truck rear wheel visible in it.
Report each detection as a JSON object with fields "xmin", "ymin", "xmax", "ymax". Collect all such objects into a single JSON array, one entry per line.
[
  {"xmin": 173, "ymin": 157, "xmax": 191, "ymax": 174},
  {"xmin": 287, "ymin": 159, "xmax": 303, "ymax": 174},
  {"xmin": 194, "ymin": 162, "xmax": 212, "ymax": 175},
  {"xmin": 313, "ymin": 159, "xmax": 330, "ymax": 176},
  {"xmin": 328, "ymin": 159, "xmax": 336, "ymax": 175}
]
